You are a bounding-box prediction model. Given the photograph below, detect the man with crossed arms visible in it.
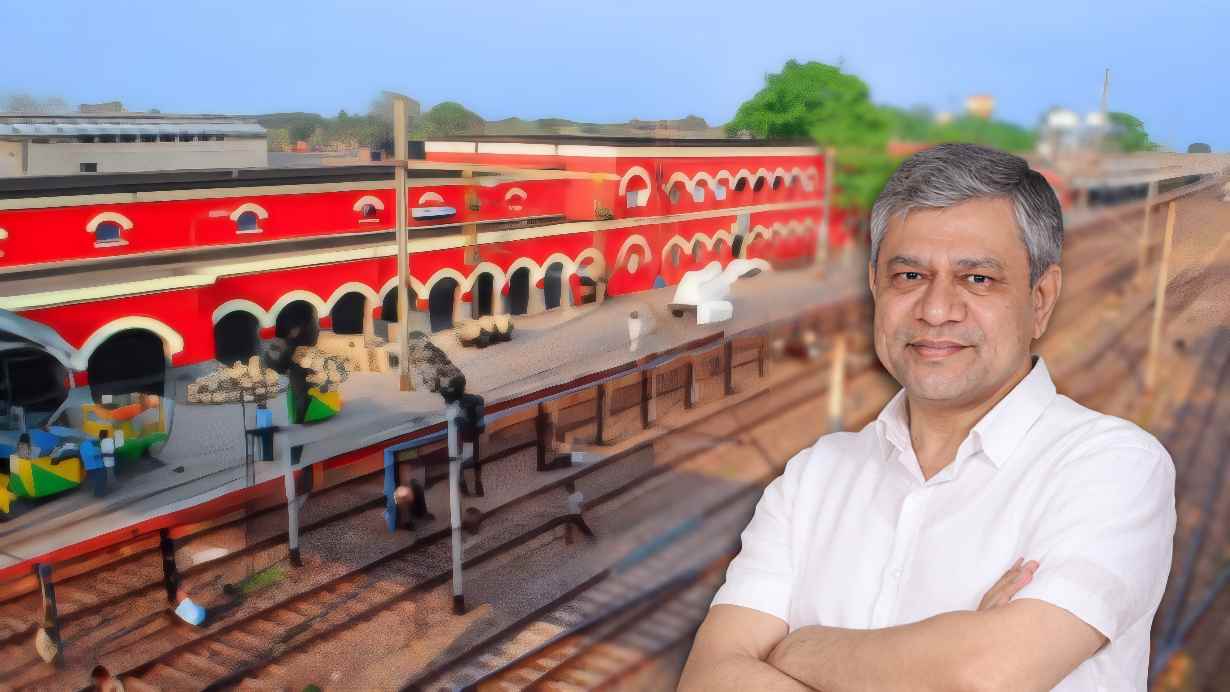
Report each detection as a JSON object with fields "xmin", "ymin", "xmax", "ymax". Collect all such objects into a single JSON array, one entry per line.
[{"xmin": 681, "ymin": 143, "xmax": 1176, "ymax": 691}]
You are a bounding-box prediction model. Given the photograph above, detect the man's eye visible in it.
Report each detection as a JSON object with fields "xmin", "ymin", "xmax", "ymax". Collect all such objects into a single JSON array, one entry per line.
[
  {"xmin": 898, "ymin": 272, "xmax": 922, "ymax": 281},
  {"xmin": 967, "ymin": 274, "xmax": 991, "ymax": 285}
]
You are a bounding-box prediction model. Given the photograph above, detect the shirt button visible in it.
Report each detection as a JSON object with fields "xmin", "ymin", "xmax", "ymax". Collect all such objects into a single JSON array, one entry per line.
[{"xmin": 891, "ymin": 567, "xmax": 903, "ymax": 578}]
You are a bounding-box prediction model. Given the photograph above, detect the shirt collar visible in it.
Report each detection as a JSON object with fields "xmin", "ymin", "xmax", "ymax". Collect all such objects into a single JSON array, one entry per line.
[{"xmin": 874, "ymin": 355, "xmax": 1058, "ymax": 470}]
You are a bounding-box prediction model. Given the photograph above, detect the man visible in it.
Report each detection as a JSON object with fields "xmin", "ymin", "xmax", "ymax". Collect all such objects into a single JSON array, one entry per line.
[{"xmin": 680, "ymin": 143, "xmax": 1176, "ymax": 691}]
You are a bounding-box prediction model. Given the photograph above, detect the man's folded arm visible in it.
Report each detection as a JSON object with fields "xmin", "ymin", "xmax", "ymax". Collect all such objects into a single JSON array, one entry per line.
[
  {"xmin": 678, "ymin": 604, "xmax": 812, "ymax": 691},
  {"xmin": 681, "ymin": 448, "xmax": 812, "ymax": 689},
  {"xmin": 765, "ymin": 439, "xmax": 1176, "ymax": 692},
  {"xmin": 765, "ymin": 600, "xmax": 1105, "ymax": 692}
]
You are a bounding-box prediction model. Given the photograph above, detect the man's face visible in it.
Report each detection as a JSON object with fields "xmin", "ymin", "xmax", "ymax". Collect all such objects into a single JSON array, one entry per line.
[{"xmin": 869, "ymin": 197, "xmax": 1061, "ymax": 409}]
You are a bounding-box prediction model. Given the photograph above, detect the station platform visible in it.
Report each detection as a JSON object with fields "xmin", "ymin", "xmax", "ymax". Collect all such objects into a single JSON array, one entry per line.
[{"xmin": 0, "ymin": 256, "xmax": 867, "ymax": 572}]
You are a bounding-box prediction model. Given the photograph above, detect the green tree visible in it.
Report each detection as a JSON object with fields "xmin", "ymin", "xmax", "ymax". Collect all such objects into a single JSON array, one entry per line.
[
  {"xmin": 411, "ymin": 101, "xmax": 485, "ymax": 138},
  {"xmin": 727, "ymin": 60, "xmax": 894, "ymax": 212},
  {"xmin": 266, "ymin": 127, "xmax": 290, "ymax": 151},
  {"xmin": 1107, "ymin": 112, "xmax": 1156, "ymax": 152}
]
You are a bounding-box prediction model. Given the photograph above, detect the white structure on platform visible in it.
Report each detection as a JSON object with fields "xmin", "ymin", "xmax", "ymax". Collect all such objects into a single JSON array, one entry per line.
[{"xmin": 670, "ymin": 259, "xmax": 766, "ymax": 325}]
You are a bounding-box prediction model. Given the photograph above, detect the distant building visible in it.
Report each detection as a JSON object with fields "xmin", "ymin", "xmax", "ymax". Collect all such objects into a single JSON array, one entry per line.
[
  {"xmin": 78, "ymin": 101, "xmax": 127, "ymax": 114},
  {"xmin": 964, "ymin": 94, "xmax": 995, "ymax": 120},
  {"xmin": 0, "ymin": 113, "xmax": 267, "ymax": 176}
]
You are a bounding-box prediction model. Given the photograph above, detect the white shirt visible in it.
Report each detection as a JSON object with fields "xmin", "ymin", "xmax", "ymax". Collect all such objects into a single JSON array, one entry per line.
[{"xmin": 710, "ymin": 356, "xmax": 1176, "ymax": 691}]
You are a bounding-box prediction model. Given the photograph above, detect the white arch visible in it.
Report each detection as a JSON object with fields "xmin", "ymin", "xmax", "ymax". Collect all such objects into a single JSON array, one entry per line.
[
  {"xmin": 416, "ymin": 191, "xmax": 444, "ymax": 206},
  {"xmin": 748, "ymin": 224, "xmax": 773, "ymax": 246},
  {"xmin": 574, "ymin": 248, "xmax": 606, "ymax": 280},
  {"xmin": 86, "ymin": 211, "xmax": 133, "ymax": 235},
  {"xmin": 423, "ymin": 267, "xmax": 471, "ymax": 293},
  {"xmin": 661, "ymin": 236, "xmax": 692, "ymax": 267},
  {"xmin": 229, "ymin": 202, "xmax": 269, "ymax": 222},
  {"xmin": 505, "ymin": 257, "xmax": 544, "ymax": 284},
  {"xmin": 74, "ymin": 317, "xmax": 185, "ymax": 370},
  {"xmin": 353, "ymin": 194, "xmax": 386, "ymax": 212},
  {"xmin": 270, "ymin": 290, "xmax": 328, "ymax": 322},
  {"xmin": 714, "ymin": 170, "xmax": 735, "ymax": 186},
  {"xmin": 664, "ymin": 171, "xmax": 694, "ymax": 193},
  {"xmin": 212, "ymin": 299, "xmax": 274, "ymax": 328},
  {"xmin": 378, "ymin": 275, "xmax": 428, "ymax": 302},
  {"xmin": 460, "ymin": 261, "xmax": 509, "ymax": 292},
  {"xmin": 504, "ymin": 186, "xmax": 527, "ymax": 212},
  {"xmin": 539, "ymin": 252, "xmax": 578, "ymax": 274},
  {"xmin": 772, "ymin": 167, "xmax": 790, "ymax": 183},
  {"xmin": 618, "ymin": 166, "xmax": 653, "ymax": 196},
  {"xmin": 614, "ymin": 234, "xmax": 652, "ymax": 271},
  {"xmin": 325, "ymin": 282, "xmax": 380, "ymax": 311}
]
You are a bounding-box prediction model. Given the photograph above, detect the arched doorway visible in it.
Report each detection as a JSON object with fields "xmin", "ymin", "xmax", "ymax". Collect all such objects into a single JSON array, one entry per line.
[
  {"xmin": 275, "ymin": 300, "xmax": 319, "ymax": 345},
  {"xmin": 429, "ymin": 278, "xmax": 459, "ymax": 332},
  {"xmin": 86, "ymin": 329, "xmax": 166, "ymax": 402},
  {"xmin": 508, "ymin": 267, "xmax": 531, "ymax": 315},
  {"xmin": 0, "ymin": 347, "xmax": 69, "ymax": 426},
  {"xmin": 330, "ymin": 292, "xmax": 367, "ymax": 335},
  {"xmin": 214, "ymin": 312, "xmax": 260, "ymax": 366},
  {"xmin": 472, "ymin": 273, "xmax": 495, "ymax": 318},
  {"xmin": 544, "ymin": 263, "xmax": 566, "ymax": 310}
]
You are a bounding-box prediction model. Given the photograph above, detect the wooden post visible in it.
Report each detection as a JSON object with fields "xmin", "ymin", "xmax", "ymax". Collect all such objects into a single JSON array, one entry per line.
[
  {"xmin": 723, "ymin": 340, "xmax": 736, "ymax": 396},
  {"xmin": 1136, "ymin": 181, "xmax": 1157, "ymax": 284},
  {"xmin": 827, "ymin": 334, "xmax": 848, "ymax": 431},
  {"xmin": 535, "ymin": 402, "xmax": 553, "ymax": 471},
  {"xmin": 641, "ymin": 367, "xmax": 657, "ymax": 429},
  {"xmin": 160, "ymin": 529, "xmax": 179, "ymax": 604},
  {"xmin": 391, "ymin": 93, "xmax": 413, "ymax": 391},
  {"xmin": 536, "ymin": 401, "xmax": 570, "ymax": 470},
  {"xmin": 1145, "ymin": 202, "xmax": 1178, "ymax": 393},
  {"xmin": 818, "ymin": 147, "xmax": 834, "ymax": 265},
  {"xmin": 463, "ymin": 170, "xmax": 479, "ymax": 265},
  {"xmin": 684, "ymin": 357, "xmax": 699, "ymax": 409},
  {"xmin": 595, "ymin": 382, "xmax": 613, "ymax": 445},
  {"xmin": 35, "ymin": 563, "xmax": 61, "ymax": 665},
  {"xmin": 759, "ymin": 333, "xmax": 772, "ymax": 378}
]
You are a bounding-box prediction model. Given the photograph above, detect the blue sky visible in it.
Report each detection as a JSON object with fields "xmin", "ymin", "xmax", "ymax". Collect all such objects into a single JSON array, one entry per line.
[{"xmin": 3, "ymin": 0, "xmax": 1225, "ymax": 150}]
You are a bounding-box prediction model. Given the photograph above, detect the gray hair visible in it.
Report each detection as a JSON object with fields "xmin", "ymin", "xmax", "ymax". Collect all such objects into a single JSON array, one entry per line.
[{"xmin": 869, "ymin": 143, "xmax": 1063, "ymax": 285}]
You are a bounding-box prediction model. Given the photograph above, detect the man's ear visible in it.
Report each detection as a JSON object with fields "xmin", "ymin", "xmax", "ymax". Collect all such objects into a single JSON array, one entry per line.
[
  {"xmin": 867, "ymin": 260, "xmax": 877, "ymax": 300},
  {"xmin": 1032, "ymin": 264, "xmax": 1062, "ymax": 339}
]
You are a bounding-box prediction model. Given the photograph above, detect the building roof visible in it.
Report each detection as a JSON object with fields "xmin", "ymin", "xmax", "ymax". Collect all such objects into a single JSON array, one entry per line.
[
  {"xmin": 0, "ymin": 114, "xmax": 266, "ymax": 139},
  {"xmin": 425, "ymin": 133, "xmax": 816, "ymax": 148}
]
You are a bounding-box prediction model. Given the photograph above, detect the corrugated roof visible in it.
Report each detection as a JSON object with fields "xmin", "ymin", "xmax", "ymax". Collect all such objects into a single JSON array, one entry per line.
[{"xmin": 0, "ymin": 121, "xmax": 266, "ymax": 138}]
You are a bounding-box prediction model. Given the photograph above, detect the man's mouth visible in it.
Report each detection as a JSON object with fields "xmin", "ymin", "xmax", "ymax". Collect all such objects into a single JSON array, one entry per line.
[{"xmin": 908, "ymin": 340, "xmax": 969, "ymax": 359}]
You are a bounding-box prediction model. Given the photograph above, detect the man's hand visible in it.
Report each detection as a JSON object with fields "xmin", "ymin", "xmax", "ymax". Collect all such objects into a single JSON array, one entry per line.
[{"xmin": 978, "ymin": 557, "xmax": 1038, "ymax": 610}]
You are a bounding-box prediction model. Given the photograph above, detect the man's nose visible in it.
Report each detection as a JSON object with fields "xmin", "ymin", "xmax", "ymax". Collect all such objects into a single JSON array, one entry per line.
[{"xmin": 916, "ymin": 276, "xmax": 965, "ymax": 326}]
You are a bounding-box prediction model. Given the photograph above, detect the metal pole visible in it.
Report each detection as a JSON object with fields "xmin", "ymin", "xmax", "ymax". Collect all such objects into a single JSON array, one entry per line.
[
  {"xmin": 1145, "ymin": 201, "xmax": 1177, "ymax": 393},
  {"xmin": 828, "ymin": 333, "xmax": 847, "ymax": 431},
  {"xmin": 1136, "ymin": 180, "xmax": 1157, "ymax": 284},
  {"xmin": 446, "ymin": 401, "xmax": 465, "ymax": 614},
  {"xmin": 393, "ymin": 95, "xmax": 413, "ymax": 391},
  {"xmin": 282, "ymin": 434, "xmax": 302, "ymax": 567},
  {"xmin": 819, "ymin": 147, "xmax": 834, "ymax": 265}
]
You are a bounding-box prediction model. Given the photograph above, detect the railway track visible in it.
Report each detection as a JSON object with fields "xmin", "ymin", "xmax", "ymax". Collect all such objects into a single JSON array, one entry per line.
[
  {"xmin": 0, "ymin": 438, "xmax": 538, "ymax": 672},
  {"xmin": 456, "ymin": 551, "xmax": 730, "ymax": 691},
  {"xmin": 0, "ymin": 318, "xmax": 875, "ymax": 690}
]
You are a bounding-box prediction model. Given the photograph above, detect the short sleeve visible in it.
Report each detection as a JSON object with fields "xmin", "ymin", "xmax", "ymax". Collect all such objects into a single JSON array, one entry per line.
[
  {"xmin": 709, "ymin": 446, "xmax": 810, "ymax": 623},
  {"xmin": 1012, "ymin": 442, "xmax": 1177, "ymax": 643}
]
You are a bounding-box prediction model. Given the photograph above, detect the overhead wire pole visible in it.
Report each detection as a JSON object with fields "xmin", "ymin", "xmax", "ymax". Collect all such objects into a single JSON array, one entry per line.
[{"xmin": 390, "ymin": 93, "xmax": 413, "ymax": 391}]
